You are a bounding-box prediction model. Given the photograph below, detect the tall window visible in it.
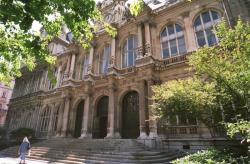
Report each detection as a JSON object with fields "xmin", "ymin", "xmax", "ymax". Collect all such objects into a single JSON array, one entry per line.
[
  {"xmin": 99, "ymin": 45, "xmax": 110, "ymax": 74},
  {"xmin": 194, "ymin": 10, "xmax": 220, "ymax": 47},
  {"xmin": 122, "ymin": 36, "xmax": 138, "ymax": 68},
  {"xmin": 161, "ymin": 23, "xmax": 186, "ymax": 59},
  {"xmin": 81, "ymin": 54, "xmax": 89, "ymax": 78}
]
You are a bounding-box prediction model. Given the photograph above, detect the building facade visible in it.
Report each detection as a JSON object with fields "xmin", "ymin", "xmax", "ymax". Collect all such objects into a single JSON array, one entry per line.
[
  {"xmin": 5, "ymin": 0, "xmax": 250, "ymax": 149},
  {"xmin": 0, "ymin": 82, "xmax": 13, "ymax": 127}
]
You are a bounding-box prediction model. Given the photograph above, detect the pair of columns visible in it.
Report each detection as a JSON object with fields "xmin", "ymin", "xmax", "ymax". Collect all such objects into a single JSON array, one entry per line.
[
  {"xmin": 138, "ymin": 80, "xmax": 158, "ymax": 139},
  {"xmin": 57, "ymin": 81, "xmax": 158, "ymax": 139},
  {"xmin": 58, "ymin": 94, "xmax": 93, "ymax": 138},
  {"xmin": 137, "ymin": 21, "xmax": 152, "ymax": 59}
]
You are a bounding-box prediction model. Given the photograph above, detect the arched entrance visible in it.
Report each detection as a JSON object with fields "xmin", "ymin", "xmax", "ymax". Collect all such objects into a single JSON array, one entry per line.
[
  {"xmin": 74, "ymin": 100, "xmax": 84, "ymax": 138},
  {"xmin": 93, "ymin": 96, "xmax": 109, "ymax": 138},
  {"xmin": 122, "ymin": 91, "xmax": 140, "ymax": 138}
]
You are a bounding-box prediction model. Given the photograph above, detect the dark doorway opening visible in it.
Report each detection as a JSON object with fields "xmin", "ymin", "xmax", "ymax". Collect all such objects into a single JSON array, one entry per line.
[
  {"xmin": 122, "ymin": 91, "xmax": 140, "ymax": 138},
  {"xmin": 74, "ymin": 100, "xmax": 84, "ymax": 138},
  {"xmin": 93, "ymin": 96, "xmax": 108, "ymax": 138}
]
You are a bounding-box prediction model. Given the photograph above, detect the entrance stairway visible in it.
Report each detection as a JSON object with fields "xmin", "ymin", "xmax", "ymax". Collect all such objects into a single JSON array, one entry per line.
[{"xmin": 0, "ymin": 138, "xmax": 182, "ymax": 163}]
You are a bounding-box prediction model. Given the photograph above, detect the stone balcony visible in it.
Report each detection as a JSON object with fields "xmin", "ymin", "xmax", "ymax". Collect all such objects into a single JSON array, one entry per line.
[{"xmin": 157, "ymin": 125, "xmax": 226, "ymax": 139}]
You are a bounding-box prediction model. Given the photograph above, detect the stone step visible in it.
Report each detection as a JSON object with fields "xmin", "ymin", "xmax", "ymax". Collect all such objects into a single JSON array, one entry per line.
[
  {"xmin": 29, "ymin": 153, "xmax": 175, "ymax": 163},
  {"xmin": 2, "ymin": 147, "xmax": 175, "ymax": 159},
  {"xmin": 0, "ymin": 139, "xmax": 182, "ymax": 163}
]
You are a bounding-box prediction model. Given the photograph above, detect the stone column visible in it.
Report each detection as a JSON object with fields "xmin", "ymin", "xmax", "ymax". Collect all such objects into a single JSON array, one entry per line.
[
  {"xmin": 61, "ymin": 96, "xmax": 71, "ymax": 137},
  {"xmin": 147, "ymin": 80, "xmax": 158, "ymax": 138},
  {"xmin": 56, "ymin": 65, "xmax": 62, "ymax": 87},
  {"xmin": 47, "ymin": 105, "xmax": 54, "ymax": 137},
  {"xmin": 79, "ymin": 95, "xmax": 92, "ymax": 138},
  {"xmin": 88, "ymin": 47, "xmax": 94, "ymax": 74},
  {"xmin": 110, "ymin": 38, "xmax": 116, "ymax": 67},
  {"xmin": 137, "ymin": 23, "xmax": 143, "ymax": 59},
  {"xmin": 183, "ymin": 14, "xmax": 197, "ymax": 52},
  {"xmin": 138, "ymin": 81, "xmax": 148, "ymax": 139},
  {"xmin": 144, "ymin": 21, "xmax": 152, "ymax": 56},
  {"xmin": 106, "ymin": 85, "xmax": 120, "ymax": 138},
  {"xmin": 69, "ymin": 54, "xmax": 76, "ymax": 78},
  {"xmin": 56, "ymin": 103, "xmax": 64, "ymax": 137}
]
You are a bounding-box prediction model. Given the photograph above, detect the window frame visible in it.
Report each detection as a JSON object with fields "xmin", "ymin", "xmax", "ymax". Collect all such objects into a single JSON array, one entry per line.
[
  {"xmin": 98, "ymin": 45, "xmax": 110, "ymax": 74},
  {"xmin": 193, "ymin": 10, "xmax": 221, "ymax": 47},
  {"xmin": 81, "ymin": 54, "xmax": 89, "ymax": 79},
  {"xmin": 122, "ymin": 36, "xmax": 138, "ymax": 68},
  {"xmin": 160, "ymin": 23, "xmax": 187, "ymax": 59}
]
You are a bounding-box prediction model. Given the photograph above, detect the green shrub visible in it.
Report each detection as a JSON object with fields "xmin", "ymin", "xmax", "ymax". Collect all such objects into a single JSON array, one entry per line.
[
  {"xmin": 10, "ymin": 128, "xmax": 35, "ymax": 143},
  {"xmin": 172, "ymin": 149, "xmax": 250, "ymax": 164}
]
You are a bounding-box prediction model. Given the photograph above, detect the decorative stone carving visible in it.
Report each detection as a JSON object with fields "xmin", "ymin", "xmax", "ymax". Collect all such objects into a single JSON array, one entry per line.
[
  {"xmin": 101, "ymin": 0, "xmax": 114, "ymax": 9},
  {"xmin": 103, "ymin": 0, "xmax": 132, "ymax": 26}
]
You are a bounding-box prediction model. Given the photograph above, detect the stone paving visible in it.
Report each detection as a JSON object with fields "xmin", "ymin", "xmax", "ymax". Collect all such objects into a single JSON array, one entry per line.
[{"xmin": 0, "ymin": 155, "xmax": 48, "ymax": 164}]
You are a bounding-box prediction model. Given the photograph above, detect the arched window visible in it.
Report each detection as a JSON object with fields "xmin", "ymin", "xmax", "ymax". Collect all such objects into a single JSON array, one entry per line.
[
  {"xmin": 122, "ymin": 36, "xmax": 138, "ymax": 68},
  {"xmin": 161, "ymin": 23, "xmax": 186, "ymax": 59},
  {"xmin": 99, "ymin": 45, "xmax": 110, "ymax": 74},
  {"xmin": 194, "ymin": 10, "xmax": 220, "ymax": 47}
]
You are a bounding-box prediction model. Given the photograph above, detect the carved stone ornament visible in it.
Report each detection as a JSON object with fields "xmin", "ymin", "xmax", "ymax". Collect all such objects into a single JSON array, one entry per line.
[
  {"xmin": 103, "ymin": 0, "xmax": 132, "ymax": 26},
  {"xmin": 101, "ymin": 0, "xmax": 114, "ymax": 9}
]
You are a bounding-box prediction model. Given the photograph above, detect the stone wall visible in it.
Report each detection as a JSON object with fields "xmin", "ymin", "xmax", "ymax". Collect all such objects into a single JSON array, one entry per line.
[{"xmin": 6, "ymin": 0, "xmax": 248, "ymax": 145}]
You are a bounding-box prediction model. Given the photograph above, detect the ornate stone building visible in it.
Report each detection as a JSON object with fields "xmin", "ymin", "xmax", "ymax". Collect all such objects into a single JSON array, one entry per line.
[
  {"xmin": 0, "ymin": 82, "xmax": 14, "ymax": 127},
  {"xmin": 5, "ymin": 0, "xmax": 250, "ymax": 149}
]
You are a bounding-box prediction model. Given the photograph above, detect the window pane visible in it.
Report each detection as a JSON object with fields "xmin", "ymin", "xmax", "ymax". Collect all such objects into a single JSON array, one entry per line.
[
  {"xmin": 212, "ymin": 11, "xmax": 219, "ymax": 20},
  {"xmin": 194, "ymin": 16, "xmax": 201, "ymax": 27},
  {"xmin": 163, "ymin": 48, "xmax": 169, "ymax": 58},
  {"xmin": 123, "ymin": 52, "xmax": 127, "ymax": 68},
  {"xmin": 169, "ymin": 39, "xmax": 177, "ymax": 56},
  {"xmin": 175, "ymin": 24, "xmax": 182, "ymax": 32},
  {"xmin": 202, "ymin": 12, "xmax": 211, "ymax": 23},
  {"xmin": 178, "ymin": 37, "xmax": 186, "ymax": 54},
  {"xmin": 128, "ymin": 37, "xmax": 134, "ymax": 50},
  {"xmin": 128, "ymin": 51, "xmax": 134, "ymax": 66},
  {"xmin": 161, "ymin": 28, "xmax": 168, "ymax": 37},
  {"xmin": 196, "ymin": 31, "xmax": 206, "ymax": 47},
  {"xmin": 162, "ymin": 41, "xmax": 168, "ymax": 49},
  {"xmin": 206, "ymin": 28, "xmax": 217, "ymax": 46},
  {"xmin": 167, "ymin": 25, "xmax": 175, "ymax": 35}
]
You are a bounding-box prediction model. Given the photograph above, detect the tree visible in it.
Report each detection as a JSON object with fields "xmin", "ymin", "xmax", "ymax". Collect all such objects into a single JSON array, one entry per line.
[
  {"xmin": 152, "ymin": 78, "xmax": 224, "ymax": 126},
  {"xmin": 0, "ymin": 0, "xmax": 116, "ymax": 84},
  {"xmin": 153, "ymin": 19, "xmax": 250, "ymax": 142}
]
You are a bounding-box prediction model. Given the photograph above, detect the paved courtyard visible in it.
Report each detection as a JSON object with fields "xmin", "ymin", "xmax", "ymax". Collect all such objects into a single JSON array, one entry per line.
[{"xmin": 0, "ymin": 155, "xmax": 48, "ymax": 164}]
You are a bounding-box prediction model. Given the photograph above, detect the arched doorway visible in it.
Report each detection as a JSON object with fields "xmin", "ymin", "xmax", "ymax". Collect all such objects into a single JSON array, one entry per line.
[
  {"xmin": 74, "ymin": 100, "xmax": 84, "ymax": 138},
  {"xmin": 93, "ymin": 96, "xmax": 109, "ymax": 138},
  {"xmin": 122, "ymin": 91, "xmax": 140, "ymax": 138}
]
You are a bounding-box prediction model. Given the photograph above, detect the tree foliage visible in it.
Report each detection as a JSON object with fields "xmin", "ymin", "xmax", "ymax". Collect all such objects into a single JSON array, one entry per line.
[
  {"xmin": 152, "ymin": 19, "xmax": 250, "ymax": 141},
  {"xmin": 189, "ymin": 19, "xmax": 250, "ymax": 113},
  {"xmin": 0, "ymin": 0, "xmax": 116, "ymax": 84},
  {"xmin": 173, "ymin": 149, "xmax": 250, "ymax": 164},
  {"xmin": 152, "ymin": 78, "xmax": 220, "ymax": 125}
]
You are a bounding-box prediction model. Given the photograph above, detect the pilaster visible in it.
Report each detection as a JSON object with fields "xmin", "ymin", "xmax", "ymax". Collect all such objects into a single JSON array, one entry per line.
[
  {"xmin": 147, "ymin": 80, "xmax": 159, "ymax": 139},
  {"xmin": 138, "ymin": 81, "xmax": 148, "ymax": 139},
  {"xmin": 61, "ymin": 96, "xmax": 71, "ymax": 137}
]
